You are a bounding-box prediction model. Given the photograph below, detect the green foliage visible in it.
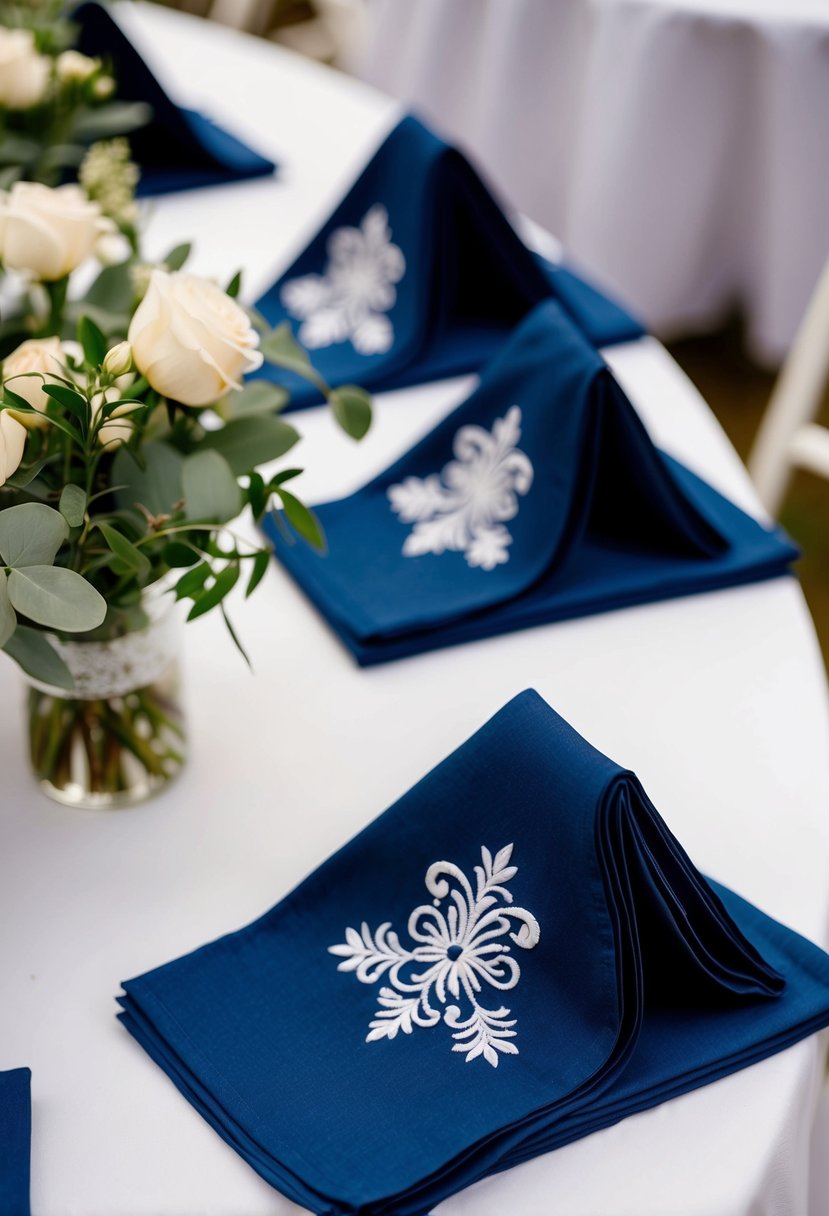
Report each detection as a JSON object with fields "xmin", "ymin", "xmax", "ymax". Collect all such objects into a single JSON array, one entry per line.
[
  {"xmin": 182, "ymin": 450, "xmax": 241, "ymax": 524},
  {"xmin": 196, "ymin": 415, "xmax": 299, "ymax": 475},
  {"xmin": 330, "ymin": 385, "xmax": 372, "ymax": 440},
  {"xmin": 58, "ymin": 484, "xmax": 86, "ymax": 528}
]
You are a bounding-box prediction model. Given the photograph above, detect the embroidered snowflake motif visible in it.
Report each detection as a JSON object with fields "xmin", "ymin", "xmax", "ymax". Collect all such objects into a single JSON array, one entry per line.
[
  {"xmin": 329, "ymin": 844, "xmax": 540, "ymax": 1068},
  {"xmin": 387, "ymin": 406, "xmax": 534, "ymax": 571},
  {"xmin": 279, "ymin": 204, "xmax": 405, "ymax": 355}
]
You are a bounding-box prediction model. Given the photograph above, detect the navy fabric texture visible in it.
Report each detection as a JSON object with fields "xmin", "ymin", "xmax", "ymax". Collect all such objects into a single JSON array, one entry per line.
[
  {"xmin": 0, "ymin": 1068, "xmax": 31, "ymax": 1216},
  {"xmin": 264, "ymin": 302, "xmax": 797, "ymax": 665},
  {"xmin": 73, "ymin": 2, "xmax": 275, "ymax": 196},
  {"xmin": 117, "ymin": 690, "xmax": 829, "ymax": 1215},
  {"xmin": 253, "ymin": 115, "xmax": 643, "ymax": 408}
]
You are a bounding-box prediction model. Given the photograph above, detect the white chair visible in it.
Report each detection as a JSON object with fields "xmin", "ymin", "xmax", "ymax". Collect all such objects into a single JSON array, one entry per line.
[{"xmin": 749, "ymin": 256, "xmax": 829, "ymax": 516}]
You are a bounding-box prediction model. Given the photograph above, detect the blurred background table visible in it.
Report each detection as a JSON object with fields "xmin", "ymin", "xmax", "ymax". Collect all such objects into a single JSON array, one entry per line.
[
  {"xmin": 1, "ymin": 4, "xmax": 828, "ymax": 1214},
  {"xmin": 352, "ymin": 0, "xmax": 829, "ymax": 364}
]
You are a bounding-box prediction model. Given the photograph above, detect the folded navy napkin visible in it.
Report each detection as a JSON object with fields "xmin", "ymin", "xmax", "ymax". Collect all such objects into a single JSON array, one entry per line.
[
  {"xmin": 74, "ymin": 2, "xmax": 276, "ymax": 196},
  {"xmin": 0, "ymin": 1069, "xmax": 31, "ymax": 1216},
  {"xmin": 254, "ymin": 115, "xmax": 643, "ymax": 407},
  {"xmin": 117, "ymin": 690, "xmax": 829, "ymax": 1215},
  {"xmin": 265, "ymin": 301, "xmax": 796, "ymax": 665}
]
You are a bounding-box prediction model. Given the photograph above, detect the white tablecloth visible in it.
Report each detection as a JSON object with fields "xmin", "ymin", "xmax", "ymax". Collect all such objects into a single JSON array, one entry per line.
[
  {"xmin": 1, "ymin": 6, "xmax": 829, "ymax": 1215},
  {"xmin": 352, "ymin": 0, "xmax": 829, "ymax": 364}
]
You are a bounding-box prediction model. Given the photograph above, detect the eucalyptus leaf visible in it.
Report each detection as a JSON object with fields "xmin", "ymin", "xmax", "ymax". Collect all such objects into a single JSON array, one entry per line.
[
  {"xmin": 182, "ymin": 451, "xmax": 242, "ymax": 524},
  {"xmin": 227, "ymin": 381, "xmax": 289, "ymax": 418},
  {"xmin": 197, "ymin": 416, "xmax": 300, "ymax": 475},
  {"xmin": 113, "ymin": 442, "xmax": 184, "ymax": 517},
  {"xmin": 97, "ymin": 523, "xmax": 151, "ymax": 581},
  {"xmin": 7, "ymin": 566, "xmax": 106, "ymax": 632},
  {"xmin": 59, "ymin": 485, "xmax": 86, "ymax": 529},
  {"xmin": 83, "ymin": 261, "xmax": 135, "ymax": 314},
  {"xmin": 0, "ymin": 503, "xmax": 68, "ymax": 567},
  {"xmin": 330, "ymin": 385, "xmax": 372, "ymax": 440},
  {"xmin": 0, "ymin": 570, "xmax": 16, "ymax": 648},
  {"xmin": 2, "ymin": 626, "xmax": 73, "ymax": 691},
  {"xmin": 164, "ymin": 243, "xmax": 192, "ymax": 272},
  {"xmin": 260, "ymin": 323, "xmax": 326, "ymax": 391},
  {"xmin": 71, "ymin": 100, "xmax": 152, "ymax": 141}
]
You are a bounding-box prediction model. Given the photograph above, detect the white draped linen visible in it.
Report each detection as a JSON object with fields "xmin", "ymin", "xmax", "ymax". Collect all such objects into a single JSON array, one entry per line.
[
  {"xmin": 352, "ymin": 0, "xmax": 829, "ymax": 364},
  {"xmin": 0, "ymin": 6, "xmax": 828, "ymax": 1214}
]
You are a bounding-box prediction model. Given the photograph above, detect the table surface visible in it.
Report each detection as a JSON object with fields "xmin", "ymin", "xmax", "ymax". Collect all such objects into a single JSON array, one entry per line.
[{"xmin": 2, "ymin": 6, "xmax": 829, "ymax": 1216}]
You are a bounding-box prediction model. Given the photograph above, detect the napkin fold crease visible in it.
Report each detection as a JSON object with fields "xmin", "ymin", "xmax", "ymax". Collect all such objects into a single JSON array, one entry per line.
[{"xmin": 118, "ymin": 691, "xmax": 829, "ymax": 1216}]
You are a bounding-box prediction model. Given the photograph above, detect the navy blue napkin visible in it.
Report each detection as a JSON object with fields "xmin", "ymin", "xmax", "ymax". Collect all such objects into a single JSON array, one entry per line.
[
  {"xmin": 117, "ymin": 690, "xmax": 829, "ymax": 1215},
  {"xmin": 265, "ymin": 301, "xmax": 796, "ymax": 665},
  {"xmin": 0, "ymin": 1069, "xmax": 31, "ymax": 1216},
  {"xmin": 254, "ymin": 115, "xmax": 643, "ymax": 408},
  {"xmin": 73, "ymin": 2, "xmax": 276, "ymax": 196}
]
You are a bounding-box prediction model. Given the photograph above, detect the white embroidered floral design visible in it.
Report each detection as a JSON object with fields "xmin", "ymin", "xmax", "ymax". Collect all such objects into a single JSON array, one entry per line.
[
  {"xmin": 329, "ymin": 844, "xmax": 540, "ymax": 1068},
  {"xmin": 387, "ymin": 406, "xmax": 533, "ymax": 571},
  {"xmin": 279, "ymin": 204, "xmax": 405, "ymax": 355}
]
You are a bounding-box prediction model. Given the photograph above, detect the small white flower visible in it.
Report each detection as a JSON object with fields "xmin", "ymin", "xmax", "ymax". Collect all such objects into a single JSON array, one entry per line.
[
  {"xmin": 280, "ymin": 204, "xmax": 405, "ymax": 354},
  {"xmin": 0, "ymin": 28, "xmax": 50, "ymax": 109},
  {"xmin": 55, "ymin": 50, "xmax": 99, "ymax": 84},
  {"xmin": 103, "ymin": 341, "xmax": 133, "ymax": 378}
]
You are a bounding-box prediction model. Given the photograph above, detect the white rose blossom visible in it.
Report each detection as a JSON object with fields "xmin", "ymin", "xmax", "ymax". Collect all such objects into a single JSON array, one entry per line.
[
  {"xmin": 55, "ymin": 50, "xmax": 99, "ymax": 84},
  {"xmin": 2, "ymin": 336, "xmax": 66, "ymax": 426},
  {"xmin": 0, "ymin": 182, "xmax": 108, "ymax": 281},
  {"xmin": 0, "ymin": 29, "xmax": 50, "ymax": 110},
  {"xmin": 128, "ymin": 269, "xmax": 263, "ymax": 407},
  {"xmin": 0, "ymin": 409, "xmax": 25, "ymax": 486},
  {"xmin": 91, "ymin": 386, "xmax": 141, "ymax": 449}
]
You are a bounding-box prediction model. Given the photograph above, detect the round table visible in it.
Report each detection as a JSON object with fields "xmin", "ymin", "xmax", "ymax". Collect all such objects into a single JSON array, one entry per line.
[
  {"xmin": 351, "ymin": 0, "xmax": 829, "ymax": 365},
  {"xmin": 2, "ymin": 5, "xmax": 829, "ymax": 1215}
]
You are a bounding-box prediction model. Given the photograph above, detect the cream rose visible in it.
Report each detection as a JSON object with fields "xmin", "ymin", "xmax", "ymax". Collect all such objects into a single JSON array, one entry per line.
[
  {"xmin": 128, "ymin": 269, "xmax": 263, "ymax": 406},
  {"xmin": 2, "ymin": 336, "xmax": 66, "ymax": 426},
  {"xmin": 0, "ymin": 29, "xmax": 50, "ymax": 110},
  {"xmin": 91, "ymin": 386, "xmax": 140, "ymax": 449},
  {"xmin": 55, "ymin": 50, "xmax": 99, "ymax": 84},
  {"xmin": 0, "ymin": 182, "xmax": 106, "ymax": 281},
  {"xmin": 0, "ymin": 409, "xmax": 25, "ymax": 486}
]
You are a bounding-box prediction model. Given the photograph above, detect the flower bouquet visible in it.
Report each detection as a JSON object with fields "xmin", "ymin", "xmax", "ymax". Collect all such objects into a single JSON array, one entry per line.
[
  {"xmin": 0, "ymin": 0, "xmax": 148, "ymax": 188},
  {"xmin": 0, "ymin": 176, "xmax": 371, "ymax": 808}
]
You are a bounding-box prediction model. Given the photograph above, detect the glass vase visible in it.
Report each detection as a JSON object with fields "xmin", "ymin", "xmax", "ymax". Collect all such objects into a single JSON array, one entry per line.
[{"xmin": 25, "ymin": 586, "xmax": 186, "ymax": 809}]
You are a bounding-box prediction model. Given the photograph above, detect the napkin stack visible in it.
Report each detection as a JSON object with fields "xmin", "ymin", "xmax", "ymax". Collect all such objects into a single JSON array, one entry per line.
[
  {"xmin": 118, "ymin": 690, "xmax": 829, "ymax": 1216},
  {"xmin": 266, "ymin": 301, "xmax": 796, "ymax": 664},
  {"xmin": 255, "ymin": 115, "xmax": 643, "ymax": 406},
  {"xmin": 74, "ymin": 2, "xmax": 276, "ymax": 196},
  {"xmin": 0, "ymin": 1068, "xmax": 30, "ymax": 1216}
]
